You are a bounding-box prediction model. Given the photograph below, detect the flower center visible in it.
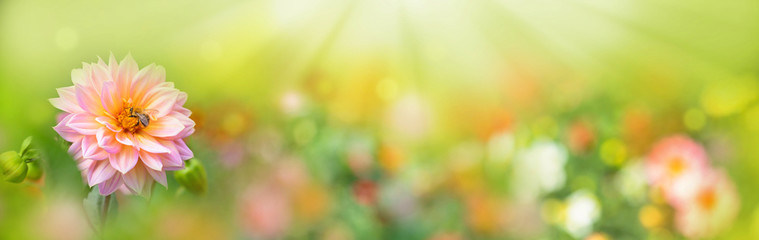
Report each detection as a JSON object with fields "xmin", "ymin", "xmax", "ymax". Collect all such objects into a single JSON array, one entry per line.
[
  {"xmin": 667, "ymin": 157, "xmax": 685, "ymax": 177},
  {"xmin": 116, "ymin": 100, "xmax": 145, "ymax": 133},
  {"xmin": 697, "ymin": 188, "xmax": 716, "ymax": 211}
]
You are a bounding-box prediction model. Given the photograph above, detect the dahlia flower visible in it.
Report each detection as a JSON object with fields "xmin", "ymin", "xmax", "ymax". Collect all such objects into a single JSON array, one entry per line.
[
  {"xmin": 51, "ymin": 54, "xmax": 195, "ymax": 195},
  {"xmin": 645, "ymin": 135, "xmax": 708, "ymax": 203}
]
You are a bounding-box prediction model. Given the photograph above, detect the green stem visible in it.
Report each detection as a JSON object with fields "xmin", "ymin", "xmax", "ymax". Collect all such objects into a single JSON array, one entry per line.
[{"xmin": 101, "ymin": 194, "xmax": 111, "ymax": 230}]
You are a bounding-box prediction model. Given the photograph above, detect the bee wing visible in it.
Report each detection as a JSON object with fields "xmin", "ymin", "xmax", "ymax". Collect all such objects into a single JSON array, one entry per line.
[
  {"xmin": 143, "ymin": 109, "xmax": 160, "ymax": 120},
  {"xmin": 138, "ymin": 115, "xmax": 151, "ymax": 127}
]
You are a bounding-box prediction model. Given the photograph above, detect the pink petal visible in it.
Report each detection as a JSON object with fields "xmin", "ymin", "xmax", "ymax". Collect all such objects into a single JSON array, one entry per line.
[
  {"xmin": 117, "ymin": 54, "xmax": 138, "ymax": 98},
  {"xmin": 100, "ymin": 81, "xmax": 123, "ymax": 117},
  {"xmin": 174, "ymin": 139, "xmax": 194, "ymax": 161},
  {"xmin": 146, "ymin": 167, "xmax": 168, "ymax": 187},
  {"xmin": 130, "ymin": 64, "xmax": 164, "ymax": 102},
  {"xmin": 87, "ymin": 160, "xmax": 116, "ymax": 187},
  {"xmin": 91, "ymin": 60, "xmax": 112, "ymax": 87},
  {"xmin": 123, "ymin": 165, "xmax": 149, "ymax": 195},
  {"xmin": 133, "ymin": 133, "xmax": 170, "ymax": 153},
  {"xmin": 67, "ymin": 113, "xmax": 101, "ymax": 135},
  {"xmin": 175, "ymin": 106, "xmax": 192, "ymax": 117},
  {"xmin": 75, "ymin": 84, "xmax": 105, "ymax": 116},
  {"xmin": 138, "ymin": 151, "xmax": 163, "ymax": 171},
  {"xmin": 115, "ymin": 131, "xmax": 134, "ymax": 146},
  {"xmin": 158, "ymin": 138, "xmax": 182, "ymax": 160},
  {"xmin": 142, "ymin": 87, "xmax": 179, "ymax": 118},
  {"xmin": 71, "ymin": 68, "xmax": 87, "ymax": 86},
  {"xmin": 161, "ymin": 140, "xmax": 184, "ymax": 171},
  {"xmin": 58, "ymin": 86, "xmax": 79, "ymax": 102},
  {"xmin": 54, "ymin": 114, "xmax": 83, "ymax": 142},
  {"xmin": 142, "ymin": 116, "xmax": 184, "ymax": 138},
  {"xmin": 175, "ymin": 92, "xmax": 188, "ymax": 107},
  {"xmin": 95, "ymin": 116, "xmax": 123, "ymax": 132},
  {"xmin": 173, "ymin": 112, "xmax": 196, "ymax": 139},
  {"xmin": 162, "ymin": 160, "xmax": 184, "ymax": 171},
  {"xmin": 108, "ymin": 54, "xmax": 119, "ymax": 77},
  {"xmin": 77, "ymin": 159, "xmax": 93, "ymax": 172},
  {"xmin": 68, "ymin": 139, "xmax": 83, "ymax": 160},
  {"xmin": 179, "ymin": 127, "xmax": 196, "ymax": 140},
  {"xmin": 164, "ymin": 112, "xmax": 195, "ymax": 139},
  {"xmin": 81, "ymin": 136, "xmax": 108, "ymax": 160},
  {"xmin": 50, "ymin": 98, "xmax": 78, "ymax": 114},
  {"xmin": 109, "ymin": 146, "xmax": 139, "ymax": 174},
  {"xmin": 96, "ymin": 127, "xmax": 122, "ymax": 154},
  {"xmin": 98, "ymin": 174, "xmax": 123, "ymax": 195},
  {"xmin": 50, "ymin": 86, "xmax": 83, "ymax": 113},
  {"xmin": 48, "ymin": 98, "xmax": 78, "ymax": 113}
]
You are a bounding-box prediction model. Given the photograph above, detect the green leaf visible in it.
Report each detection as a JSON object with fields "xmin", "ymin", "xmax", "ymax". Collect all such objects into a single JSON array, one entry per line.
[
  {"xmin": 82, "ymin": 188, "xmax": 117, "ymax": 233},
  {"xmin": 19, "ymin": 136, "xmax": 32, "ymax": 156}
]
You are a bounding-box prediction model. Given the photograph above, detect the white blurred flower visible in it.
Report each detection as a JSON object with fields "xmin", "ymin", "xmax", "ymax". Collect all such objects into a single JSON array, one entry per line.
[
  {"xmin": 511, "ymin": 139, "xmax": 567, "ymax": 202},
  {"xmin": 280, "ymin": 90, "xmax": 305, "ymax": 116},
  {"xmin": 614, "ymin": 160, "xmax": 647, "ymax": 204},
  {"xmin": 564, "ymin": 190, "xmax": 601, "ymax": 239},
  {"xmin": 487, "ymin": 130, "xmax": 515, "ymax": 165},
  {"xmin": 379, "ymin": 180, "xmax": 418, "ymax": 222},
  {"xmin": 503, "ymin": 201, "xmax": 544, "ymax": 238},
  {"xmin": 385, "ymin": 94, "xmax": 431, "ymax": 141},
  {"xmin": 449, "ymin": 141, "xmax": 484, "ymax": 171}
]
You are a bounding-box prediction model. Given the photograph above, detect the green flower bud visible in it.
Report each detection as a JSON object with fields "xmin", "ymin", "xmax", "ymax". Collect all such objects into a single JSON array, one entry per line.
[
  {"xmin": 26, "ymin": 160, "xmax": 43, "ymax": 181},
  {"xmin": 174, "ymin": 158, "xmax": 207, "ymax": 195},
  {"xmin": 4, "ymin": 162, "xmax": 28, "ymax": 183},
  {"xmin": 22, "ymin": 149, "xmax": 40, "ymax": 162},
  {"xmin": 1, "ymin": 151, "xmax": 28, "ymax": 183},
  {"xmin": 1, "ymin": 151, "xmax": 22, "ymax": 173}
]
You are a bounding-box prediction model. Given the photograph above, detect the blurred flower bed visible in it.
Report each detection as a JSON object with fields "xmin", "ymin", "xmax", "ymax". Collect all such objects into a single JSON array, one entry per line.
[{"xmin": 1, "ymin": 0, "xmax": 758, "ymax": 239}]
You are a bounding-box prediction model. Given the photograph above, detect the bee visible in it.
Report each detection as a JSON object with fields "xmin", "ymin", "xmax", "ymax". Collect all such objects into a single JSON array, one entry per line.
[{"xmin": 126, "ymin": 107, "xmax": 157, "ymax": 128}]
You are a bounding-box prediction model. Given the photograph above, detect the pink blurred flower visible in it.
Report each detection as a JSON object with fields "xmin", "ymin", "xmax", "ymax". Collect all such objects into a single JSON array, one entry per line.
[
  {"xmin": 346, "ymin": 139, "xmax": 374, "ymax": 177},
  {"xmin": 385, "ymin": 94, "xmax": 431, "ymax": 141},
  {"xmin": 645, "ymin": 135, "xmax": 708, "ymax": 203},
  {"xmin": 280, "ymin": 90, "xmax": 305, "ymax": 115},
  {"xmin": 50, "ymin": 54, "xmax": 195, "ymax": 195},
  {"xmin": 566, "ymin": 120, "xmax": 595, "ymax": 155},
  {"xmin": 240, "ymin": 185, "xmax": 292, "ymax": 238},
  {"xmin": 674, "ymin": 169, "xmax": 739, "ymax": 238},
  {"xmin": 428, "ymin": 232, "xmax": 463, "ymax": 240},
  {"xmin": 352, "ymin": 180, "xmax": 377, "ymax": 206}
]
